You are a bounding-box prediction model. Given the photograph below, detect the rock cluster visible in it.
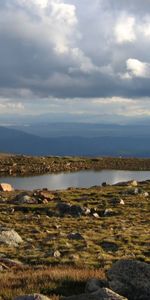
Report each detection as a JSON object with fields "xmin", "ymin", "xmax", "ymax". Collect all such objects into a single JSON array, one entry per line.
[
  {"xmin": 56, "ymin": 202, "xmax": 84, "ymax": 217},
  {"xmin": 14, "ymin": 190, "xmax": 58, "ymax": 205}
]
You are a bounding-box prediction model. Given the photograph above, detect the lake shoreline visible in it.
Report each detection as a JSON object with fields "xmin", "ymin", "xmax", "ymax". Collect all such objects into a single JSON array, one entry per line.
[
  {"xmin": 1, "ymin": 154, "xmax": 150, "ymax": 177},
  {"xmin": 1, "ymin": 169, "xmax": 150, "ymax": 191}
]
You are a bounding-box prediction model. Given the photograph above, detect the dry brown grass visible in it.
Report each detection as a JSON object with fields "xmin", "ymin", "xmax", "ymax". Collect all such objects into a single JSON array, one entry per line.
[{"xmin": 0, "ymin": 267, "xmax": 105, "ymax": 300}]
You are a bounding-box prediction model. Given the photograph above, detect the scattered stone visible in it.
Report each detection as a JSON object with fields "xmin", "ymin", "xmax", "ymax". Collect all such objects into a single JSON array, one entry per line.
[
  {"xmin": 54, "ymin": 224, "xmax": 61, "ymax": 229},
  {"xmin": 53, "ymin": 250, "xmax": 61, "ymax": 258},
  {"xmin": 70, "ymin": 254, "xmax": 80, "ymax": 261},
  {"xmin": 0, "ymin": 183, "xmax": 14, "ymax": 192},
  {"xmin": 120, "ymin": 199, "xmax": 125, "ymax": 205},
  {"xmin": 93, "ymin": 213, "xmax": 100, "ymax": 219},
  {"xmin": 67, "ymin": 233, "xmax": 84, "ymax": 240},
  {"xmin": 100, "ymin": 241, "xmax": 119, "ymax": 252},
  {"xmin": 84, "ymin": 208, "xmax": 91, "ymax": 215},
  {"xmin": 0, "ymin": 228, "xmax": 23, "ymax": 247},
  {"xmin": 130, "ymin": 180, "xmax": 138, "ymax": 187},
  {"xmin": 133, "ymin": 188, "xmax": 139, "ymax": 195},
  {"xmin": 110, "ymin": 197, "xmax": 125, "ymax": 206},
  {"xmin": 13, "ymin": 294, "xmax": 51, "ymax": 300},
  {"xmin": 104, "ymin": 209, "xmax": 114, "ymax": 216},
  {"xmin": 143, "ymin": 191, "xmax": 149, "ymax": 197},
  {"xmin": 42, "ymin": 199, "xmax": 49, "ymax": 204},
  {"xmin": 107, "ymin": 259, "xmax": 150, "ymax": 300},
  {"xmin": 26, "ymin": 238, "xmax": 33, "ymax": 242}
]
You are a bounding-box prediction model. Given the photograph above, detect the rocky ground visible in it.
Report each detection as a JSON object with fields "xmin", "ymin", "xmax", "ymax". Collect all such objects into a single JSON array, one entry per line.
[
  {"xmin": 1, "ymin": 154, "xmax": 150, "ymax": 176},
  {"xmin": 0, "ymin": 178, "xmax": 150, "ymax": 300}
]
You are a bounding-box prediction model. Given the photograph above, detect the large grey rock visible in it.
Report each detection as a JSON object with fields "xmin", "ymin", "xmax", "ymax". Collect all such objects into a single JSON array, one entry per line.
[
  {"xmin": 14, "ymin": 192, "xmax": 37, "ymax": 204},
  {"xmin": 107, "ymin": 259, "xmax": 150, "ymax": 300},
  {"xmin": 85, "ymin": 278, "xmax": 107, "ymax": 293},
  {"xmin": 0, "ymin": 228, "xmax": 23, "ymax": 247},
  {"xmin": 13, "ymin": 294, "xmax": 51, "ymax": 300},
  {"xmin": 63, "ymin": 288, "xmax": 127, "ymax": 300}
]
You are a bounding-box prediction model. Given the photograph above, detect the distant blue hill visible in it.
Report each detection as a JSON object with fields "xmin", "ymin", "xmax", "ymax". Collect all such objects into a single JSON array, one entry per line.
[
  {"xmin": 0, "ymin": 126, "xmax": 150, "ymax": 157},
  {"xmin": 10, "ymin": 122, "xmax": 150, "ymax": 138}
]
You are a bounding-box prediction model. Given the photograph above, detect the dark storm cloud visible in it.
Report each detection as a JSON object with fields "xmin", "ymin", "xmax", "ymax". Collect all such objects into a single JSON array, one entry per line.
[{"xmin": 0, "ymin": 0, "xmax": 150, "ymax": 106}]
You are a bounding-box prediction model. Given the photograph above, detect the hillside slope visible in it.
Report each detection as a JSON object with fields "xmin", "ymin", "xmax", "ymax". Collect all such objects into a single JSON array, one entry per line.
[{"xmin": 0, "ymin": 126, "xmax": 150, "ymax": 157}]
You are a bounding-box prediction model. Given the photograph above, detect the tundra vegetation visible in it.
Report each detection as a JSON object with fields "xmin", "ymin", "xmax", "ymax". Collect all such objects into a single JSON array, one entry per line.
[{"xmin": 0, "ymin": 155, "xmax": 150, "ymax": 300}]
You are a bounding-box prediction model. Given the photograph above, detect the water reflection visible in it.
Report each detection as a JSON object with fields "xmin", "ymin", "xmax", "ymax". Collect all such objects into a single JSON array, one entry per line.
[{"xmin": 0, "ymin": 170, "xmax": 150, "ymax": 190}]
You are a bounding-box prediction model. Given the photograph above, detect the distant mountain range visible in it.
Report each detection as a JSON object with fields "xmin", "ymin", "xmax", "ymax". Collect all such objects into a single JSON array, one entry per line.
[
  {"xmin": 0, "ymin": 125, "xmax": 150, "ymax": 157},
  {"xmin": 8, "ymin": 122, "xmax": 150, "ymax": 138}
]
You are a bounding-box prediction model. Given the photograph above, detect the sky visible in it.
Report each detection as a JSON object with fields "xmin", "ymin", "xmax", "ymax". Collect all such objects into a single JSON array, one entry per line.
[{"xmin": 0, "ymin": 0, "xmax": 150, "ymax": 123}]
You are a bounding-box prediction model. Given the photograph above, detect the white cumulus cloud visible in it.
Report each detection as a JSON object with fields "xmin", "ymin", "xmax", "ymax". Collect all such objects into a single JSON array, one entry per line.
[
  {"xmin": 126, "ymin": 58, "xmax": 150, "ymax": 78},
  {"xmin": 114, "ymin": 14, "xmax": 136, "ymax": 43}
]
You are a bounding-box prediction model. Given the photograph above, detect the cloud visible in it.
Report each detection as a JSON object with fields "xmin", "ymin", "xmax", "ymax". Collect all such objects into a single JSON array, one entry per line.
[
  {"xmin": 139, "ymin": 17, "xmax": 150, "ymax": 38},
  {"xmin": 1, "ymin": 0, "xmax": 78, "ymax": 54},
  {"xmin": 126, "ymin": 59, "xmax": 150, "ymax": 78},
  {"xmin": 114, "ymin": 14, "xmax": 136, "ymax": 44},
  {"xmin": 0, "ymin": 99, "xmax": 24, "ymax": 113},
  {"xmin": 0, "ymin": 0, "xmax": 150, "ymax": 122}
]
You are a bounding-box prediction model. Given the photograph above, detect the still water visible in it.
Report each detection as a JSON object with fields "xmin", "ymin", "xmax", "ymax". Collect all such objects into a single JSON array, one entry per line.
[{"xmin": 1, "ymin": 170, "xmax": 150, "ymax": 190}]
